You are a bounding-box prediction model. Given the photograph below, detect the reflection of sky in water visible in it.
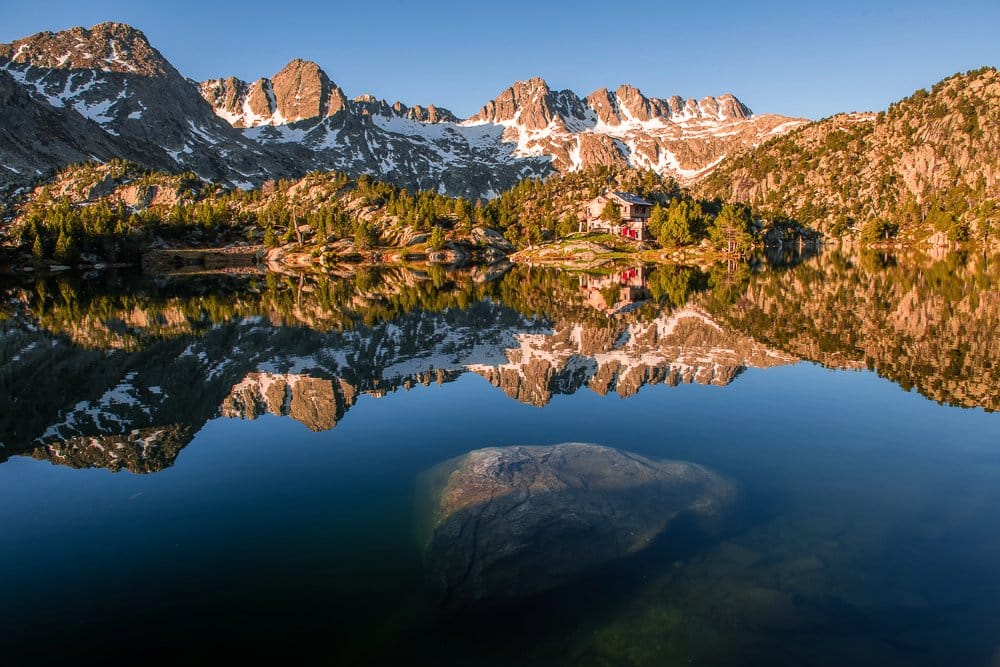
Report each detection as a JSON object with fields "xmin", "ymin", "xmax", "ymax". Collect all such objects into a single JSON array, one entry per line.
[{"xmin": 3, "ymin": 361, "xmax": 1000, "ymax": 665}]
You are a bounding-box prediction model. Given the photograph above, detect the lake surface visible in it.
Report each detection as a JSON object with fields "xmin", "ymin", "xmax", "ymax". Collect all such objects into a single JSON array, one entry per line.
[{"xmin": 3, "ymin": 252, "xmax": 1000, "ymax": 665}]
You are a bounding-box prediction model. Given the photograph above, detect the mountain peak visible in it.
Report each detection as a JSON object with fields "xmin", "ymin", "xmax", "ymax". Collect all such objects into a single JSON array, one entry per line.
[
  {"xmin": 274, "ymin": 58, "xmax": 326, "ymax": 81},
  {"xmin": 0, "ymin": 20, "xmax": 807, "ymax": 196},
  {"xmin": 386, "ymin": 100, "xmax": 458, "ymax": 123},
  {"xmin": 704, "ymin": 93, "xmax": 752, "ymax": 120},
  {"xmin": 615, "ymin": 83, "xmax": 643, "ymax": 96},
  {"xmin": 200, "ymin": 58, "xmax": 347, "ymax": 127},
  {"xmin": 613, "ymin": 83, "xmax": 655, "ymax": 122},
  {"xmin": 271, "ymin": 58, "xmax": 346, "ymax": 121},
  {"xmin": 468, "ymin": 77, "xmax": 567, "ymax": 129},
  {"xmin": 519, "ymin": 76, "xmax": 551, "ymax": 90},
  {"xmin": 0, "ymin": 22, "xmax": 172, "ymax": 77},
  {"xmin": 585, "ymin": 85, "xmax": 752, "ymax": 124}
]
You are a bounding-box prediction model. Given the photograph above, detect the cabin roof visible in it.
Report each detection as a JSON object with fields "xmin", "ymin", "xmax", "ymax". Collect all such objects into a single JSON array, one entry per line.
[{"xmin": 610, "ymin": 191, "xmax": 653, "ymax": 206}]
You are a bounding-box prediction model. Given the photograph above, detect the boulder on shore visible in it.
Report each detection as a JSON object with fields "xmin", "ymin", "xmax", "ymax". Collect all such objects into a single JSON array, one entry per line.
[{"xmin": 421, "ymin": 443, "xmax": 737, "ymax": 601}]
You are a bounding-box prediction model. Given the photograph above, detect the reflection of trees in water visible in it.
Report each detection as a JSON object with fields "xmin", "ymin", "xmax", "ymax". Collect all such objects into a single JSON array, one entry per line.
[
  {"xmin": 700, "ymin": 250, "xmax": 1000, "ymax": 412},
  {"xmin": 2, "ymin": 250, "xmax": 997, "ymax": 474},
  {"xmin": 0, "ymin": 254, "xmax": 807, "ymax": 350}
]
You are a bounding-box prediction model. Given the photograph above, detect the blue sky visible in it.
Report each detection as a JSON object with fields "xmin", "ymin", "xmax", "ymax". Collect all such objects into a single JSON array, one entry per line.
[{"xmin": 3, "ymin": 1, "xmax": 998, "ymax": 119}]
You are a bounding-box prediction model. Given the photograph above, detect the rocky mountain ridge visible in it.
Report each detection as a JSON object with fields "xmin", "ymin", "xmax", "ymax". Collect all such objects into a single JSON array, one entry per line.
[
  {"xmin": 0, "ymin": 22, "xmax": 805, "ymax": 199},
  {"xmin": 200, "ymin": 59, "xmax": 458, "ymax": 128},
  {"xmin": 0, "ymin": 68, "xmax": 168, "ymax": 183},
  {"xmin": 201, "ymin": 65, "xmax": 804, "ymax": 195}
]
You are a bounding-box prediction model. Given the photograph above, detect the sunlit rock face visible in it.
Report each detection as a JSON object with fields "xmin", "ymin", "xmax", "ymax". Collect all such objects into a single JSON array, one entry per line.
[{"xmin": 422, "ymin": 443, "xmax": 737, "ymax": 601}]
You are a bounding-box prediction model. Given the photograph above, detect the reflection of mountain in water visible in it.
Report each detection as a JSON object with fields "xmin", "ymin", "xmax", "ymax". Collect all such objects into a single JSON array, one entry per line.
[
  {"xmin": 1, "ymin": 294, "xmax": 791, "ymax": 473},
  {"xmin": 222, "ymin": 373, "xmax": 357, "ymax": 432},
  {"xmin": 31, "ymin": 426, "xmax": 191, "ymax": 473},
  {"xmin": 470, "ymin": 307, "xmax": 794, "ymax": 406},
  {"xmin": 3, "ymin": 251, "xmax": 998, "ymax": 473},
  {"xmin": 3, "ymin": 299, "xmax": 541, "ymax": 472}
]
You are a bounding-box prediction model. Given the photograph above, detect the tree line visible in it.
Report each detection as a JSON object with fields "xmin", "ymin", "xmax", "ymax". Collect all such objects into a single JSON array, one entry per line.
[{"xmin": 14, "ymin": 161, "xmax": 796, "ymax": 264}]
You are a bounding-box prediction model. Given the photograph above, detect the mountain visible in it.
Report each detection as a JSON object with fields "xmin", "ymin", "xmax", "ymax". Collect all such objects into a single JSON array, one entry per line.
[
  {"xmin": 199, "ymin": 59, "xmax": 460, "ymax": 129},
  {"xmin": 0, "ymin": 22, "xmax": 306, "ymax": 191},
  {"xmin": 461, "ymin": 78, "xmax": 797, "ymax": 176},
  {"xmin": 0, "ymin": 22, "xmax": 806, "ymax": 199},
  {"xmin": 201, "ymin": 66, "xmax": 805, "ymax": 197},
  {"xmin": 697, "ymin": 68, "xmax": 1000, "ymax": 243}
]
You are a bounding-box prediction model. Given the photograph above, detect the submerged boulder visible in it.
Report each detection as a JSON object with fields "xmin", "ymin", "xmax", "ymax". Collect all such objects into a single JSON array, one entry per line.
[{"xmin": 422, "ymin": 443, "xmax": 737, "ymax": 601}]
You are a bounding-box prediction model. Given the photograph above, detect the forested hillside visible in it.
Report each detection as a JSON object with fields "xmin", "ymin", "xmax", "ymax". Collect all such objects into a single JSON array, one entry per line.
[{"xmin": 698, "ymin": 68, "xmax": 1000, "ymax": 245}]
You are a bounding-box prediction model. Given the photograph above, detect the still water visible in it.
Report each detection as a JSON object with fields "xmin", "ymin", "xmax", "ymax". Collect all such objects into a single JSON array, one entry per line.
[{"xmin": 2, "ymin": 252, "xmax": 1000, "ymax": 665}]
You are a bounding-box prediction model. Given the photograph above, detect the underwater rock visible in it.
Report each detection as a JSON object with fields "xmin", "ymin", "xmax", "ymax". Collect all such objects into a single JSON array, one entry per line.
[{"xmin": 422, "ymin": 443, "xmax": 737, "ymax": 601}]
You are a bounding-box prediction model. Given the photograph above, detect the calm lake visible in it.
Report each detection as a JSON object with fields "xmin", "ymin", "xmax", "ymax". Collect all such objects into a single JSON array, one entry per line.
[{"xmin": 3, "ymin": 251, "xmax": 1000, "ymax": 665}]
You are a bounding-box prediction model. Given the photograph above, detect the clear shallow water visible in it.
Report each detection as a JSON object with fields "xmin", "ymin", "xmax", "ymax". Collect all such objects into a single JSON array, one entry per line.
[{"xmin": 2, "ymin": 254, "xmax": 1000, "ymax": 665}]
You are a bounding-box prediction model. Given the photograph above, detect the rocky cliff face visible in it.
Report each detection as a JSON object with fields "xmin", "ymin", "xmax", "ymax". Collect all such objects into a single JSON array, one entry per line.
[
  {"xmin": 460, "ymin": 77, "xmax": 775, "ymax": 178},
  {"xmin": 198, "ymin": 61, "xmax": 544, "ymax": 198},
  {"xmin": 0, "ymin": 68, "xmax": 167, "ymax": 190},
  {"xmin": 200, "ymin": 61, "xmax": 461, "ymax": 131},
  {"xmin": 583, "ymin": 85, "xmax": 752, "ymax": 126},
  {"xmin": 200, "ymin": 59, "xmax": 350, "ymax": 127}
]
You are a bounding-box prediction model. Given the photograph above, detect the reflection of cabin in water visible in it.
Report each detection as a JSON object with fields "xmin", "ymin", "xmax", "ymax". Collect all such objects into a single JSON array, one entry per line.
[
  {"xmin": 581, "ymin": 191, "xmax": 654, "ymax": 240},
  {"xmin": 579, "ymin": 266, "xmax": 652, "ymax": 313}
]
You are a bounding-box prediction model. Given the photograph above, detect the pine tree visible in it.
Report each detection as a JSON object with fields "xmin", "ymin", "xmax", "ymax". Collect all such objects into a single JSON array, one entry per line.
[
  {"xmin": 263, "ymin": 227, "xmax": 277, "ymax": 248},
  {"xmin": 54, "ymin": 229, "xmax": 79, "ymax": 263},
  {"xmin": 710, "ymin": 204, "xmax": 754, "ymax": 254},
  {"xmin": 354, "ymin": 220, "xmax": 378, "ymax": 249},
  {"xmin": 429, "ymin": 225, "xmax": 446, "ymax": 250},
  {"xmin": 652, "ymin": 200, "xmax": 706, "ymax": 247},
  {"xmin": 32, "ymin": 232, "xmax": 45, "ymax": 259}
]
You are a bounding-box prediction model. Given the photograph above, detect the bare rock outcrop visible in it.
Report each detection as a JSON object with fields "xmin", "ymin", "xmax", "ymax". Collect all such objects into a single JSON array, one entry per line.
[{"xmin": 422, "ymin": 443, "xmax": 737, "ymax": 600}]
